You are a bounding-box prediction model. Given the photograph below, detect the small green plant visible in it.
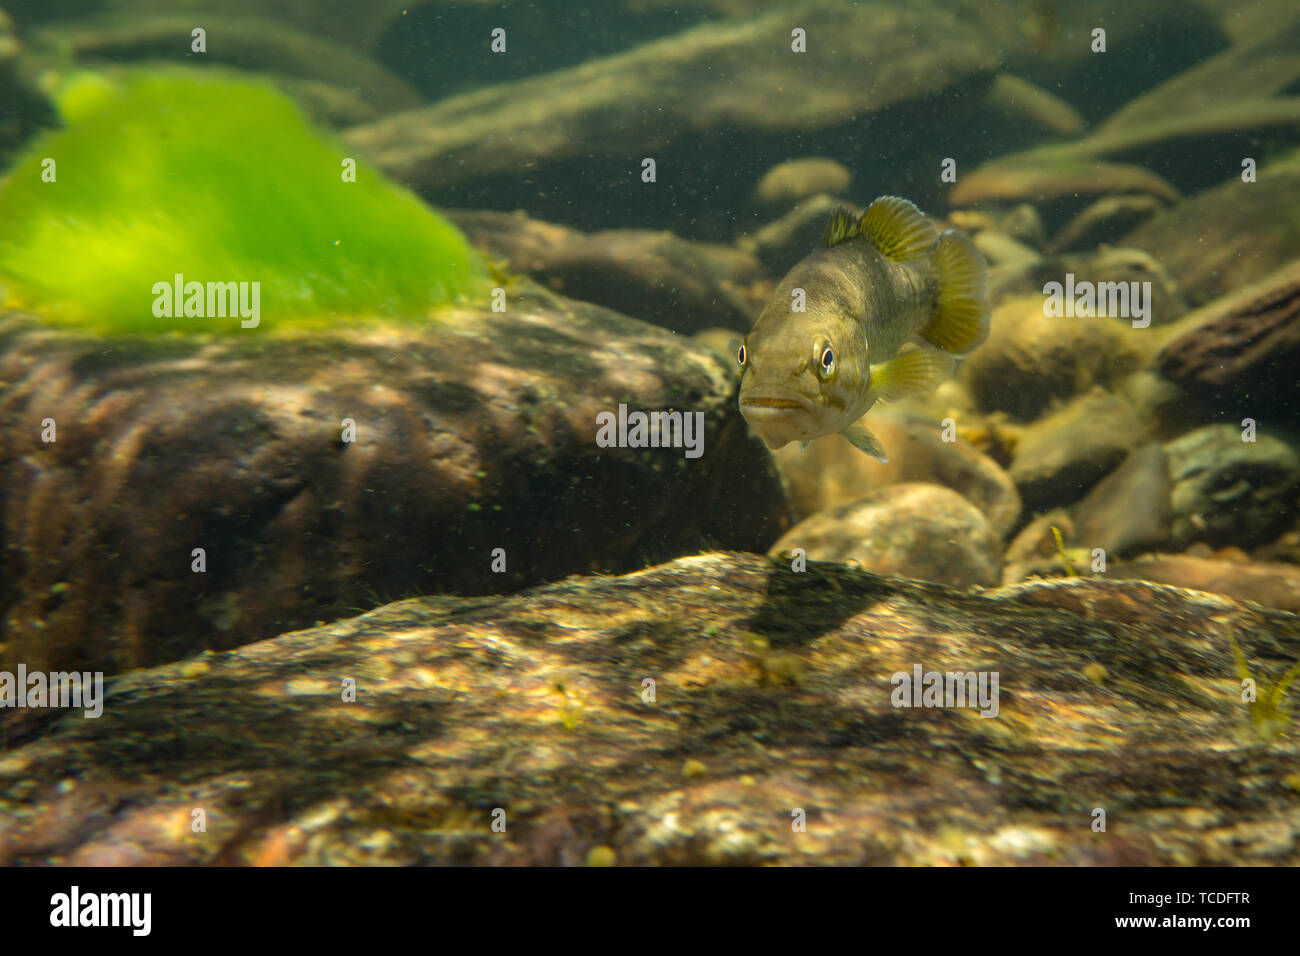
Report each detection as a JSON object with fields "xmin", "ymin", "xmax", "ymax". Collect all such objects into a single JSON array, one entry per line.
[
  {"xmin": 0, "ymin": 67, "xmax": 489, "ymax": 333},
  {"xmin": 1227, "ymin": 627, "xmax": 1300, "ymax": 740},
  {"xmin": 1050, "ymin": 526, "xmax": 1078, "ymax": 577}
]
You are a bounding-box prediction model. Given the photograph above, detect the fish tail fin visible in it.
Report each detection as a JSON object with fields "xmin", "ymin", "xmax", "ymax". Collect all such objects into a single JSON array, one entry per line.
[
  {"xmin": 869, "ymin": 347, "xmax": 954, "ymax": 403},
  {"xmin": 921, "ymin": 229, "xmax": 990, "ymax": 354}
]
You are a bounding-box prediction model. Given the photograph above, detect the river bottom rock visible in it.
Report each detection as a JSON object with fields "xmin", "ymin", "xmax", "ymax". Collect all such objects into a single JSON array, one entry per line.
[{"xmin": 2, "ymin": 552, "xmax": 1297, "ymax": 866}]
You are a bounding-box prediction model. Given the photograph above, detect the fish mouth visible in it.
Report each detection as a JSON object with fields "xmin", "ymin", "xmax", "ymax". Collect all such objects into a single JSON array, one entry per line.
[{"xmin": 738, "ymin": 388, "xmax": 814, "ymax": 414}]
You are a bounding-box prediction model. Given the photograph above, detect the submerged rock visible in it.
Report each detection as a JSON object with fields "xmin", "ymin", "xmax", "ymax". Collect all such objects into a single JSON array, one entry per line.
[
  {"xmin": 1165, "ymin": 424, "xmax": 1300, "ymax": 550},
  {"xmin": 772, "ymin": 410, "xmax": 1022, "ymax": 538},
  {"xmin": 739, "ymin": 194, "xmax": 855, "ymax": 275},
  {"xmin": 769, "ymin": 483, "xmax": 1002, "ymax": 589},
  {"xmin": 980, "ymin": 73, "xmax": 1085, "ymax": 137},
  {"xmin": 449, "ymin": 209, "xmax": 762, "ymax": 334},
  {"xmin": 346, "ymin": 2, "xmax": 998, "ymax": 192},
  {"xmin": 1116, "ymin": 554, "xmax": 1300, "ymax": 614},
  {"xmin": 1009, "ymin": 389, "xmax": 1145, "ymax": 513},
  {"xmin": 2, "ymin": 552, "xmax": 1297, "ymax": 865},
  {"xmin": 31, "ymin": 13, "xmax": 421, "ymax": 117},
  {"xmin": 962, "ymin": 296, "xmax": 1151, "ymax": 421},
  {"xmin": 949, "ymin": 153, "xmax": 1180, "ymax": 209},
  {"xmin": 0, "ymin": 285, "xmax": 790, "ymax": 679},
  {"xmin": 752, "ymin": 158, "xmax": 852, "ymax": 211},
  {"xmin": 1071, "ymin": 444, "xmax": 1173, "ymax": 559},
  {"xmin": 1048, "ymin": 195, "xmax": 1163, "ymax": 253},
  {"xmin": 1153, "ymin": 259, "xmax": 1300, "ymax": 411},
  {"xmin": 953, "ymin": 16, "xmax": 1300, "ymax": 220},
  {"xmin": 1123, "ymin": 154, "xmax": 1300, "ymax": 306},
  {"xmin": 0, "ymin": 9, "xmax": 56, "ymax": 164},
  {"xmin": 1001, "ymin": 510, "xmax": 1075, "ymax": 583}
]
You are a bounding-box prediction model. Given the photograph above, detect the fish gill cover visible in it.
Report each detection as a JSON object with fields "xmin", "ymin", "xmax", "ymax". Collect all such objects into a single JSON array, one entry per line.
[{"xmin": 0, "ymin": 67, "xmax": 490, "ymax": 334}]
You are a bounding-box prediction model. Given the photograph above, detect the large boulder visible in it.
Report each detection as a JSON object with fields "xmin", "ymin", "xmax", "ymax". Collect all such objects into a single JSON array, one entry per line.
[
  {"xmin": 2, "ymin": 552, "xmax": 1298, "ymax": 865},
  {"xmin": 344, "ymin": 2, "xmax": 998, "ymax": 194},
  {"xmin": 0, "ymin": 285, "xmax": 790, "ymax": 678}
]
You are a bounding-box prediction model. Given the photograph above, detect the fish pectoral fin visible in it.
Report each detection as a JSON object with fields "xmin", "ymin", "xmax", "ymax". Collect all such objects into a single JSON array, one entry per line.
[
  {"xmin": 869, "ymin": 347, "xmax": 954, "ymax": 403},
  {"xmin": 798, "ymin": 440, "xmax": 810, "ymax": 451},
  {"xmin": 920, "ymin": 229, "xmax": 990, "ymax": 354},
  {"xmin": 841, "ymin": 423, "xmax": 889, "ymax": 462}
]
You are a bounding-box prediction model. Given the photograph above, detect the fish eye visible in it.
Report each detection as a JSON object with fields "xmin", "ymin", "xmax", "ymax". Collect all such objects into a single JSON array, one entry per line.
[
  {"xmin": 737, "ymin": 342, "xmax": 747, "ymax": 367},
  {"xmin": 818, "ymin": 344, "xmax": 835, "ymax": 377}
]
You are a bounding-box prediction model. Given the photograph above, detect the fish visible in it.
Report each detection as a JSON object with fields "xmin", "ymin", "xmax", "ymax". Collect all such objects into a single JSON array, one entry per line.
[{"xmin": 736, "ymin": 195, "xmax": 989, "ymax": 463}]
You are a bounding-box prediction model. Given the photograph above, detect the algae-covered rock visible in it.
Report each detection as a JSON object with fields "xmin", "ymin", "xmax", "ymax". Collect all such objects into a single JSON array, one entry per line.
[
  {"xmin": 0, "ymin": 284, "xmax": 791, "ymax": 679},
  {"xmin": 0, "ymin": 69, "xmax": 489, "ymax": 333},
  {"xmin": 769, "ymin": 483, "xmax": 1002, "ymax": 589},
  {"xmin": 2, "ymin": 552, "xmax": 1297, "ymax": 866}
]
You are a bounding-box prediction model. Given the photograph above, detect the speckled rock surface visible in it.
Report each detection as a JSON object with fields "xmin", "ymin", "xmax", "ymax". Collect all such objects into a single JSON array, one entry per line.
[
  {"xmin": 2, "ymin": 551, "xmax": 1298, "ymax": 866},
  {"xmin": 0, "ymin": 283, "xmax": 790, "ymax": 679}
]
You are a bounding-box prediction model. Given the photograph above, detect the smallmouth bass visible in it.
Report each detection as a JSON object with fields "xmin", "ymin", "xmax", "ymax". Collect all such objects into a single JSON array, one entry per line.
[{"xmin": 737, "ymin": 196, "xmax": 989, "ymax": 461}]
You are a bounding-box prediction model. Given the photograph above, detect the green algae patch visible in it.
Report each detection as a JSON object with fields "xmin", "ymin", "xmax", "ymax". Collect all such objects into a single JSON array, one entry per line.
[{"xmin": 0, "ymin": 69, "xmax": 490, "ymax": 334}]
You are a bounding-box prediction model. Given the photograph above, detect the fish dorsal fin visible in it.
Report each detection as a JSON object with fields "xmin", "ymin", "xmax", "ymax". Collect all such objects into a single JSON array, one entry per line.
[
  {"xmin": 822, "ymin": 206, "xmax": 860, "ymax": 247},
  {"xmin": 855, "ymin": 196, "xmax": 939, "ymax": 260}
]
